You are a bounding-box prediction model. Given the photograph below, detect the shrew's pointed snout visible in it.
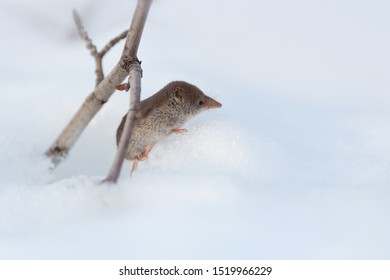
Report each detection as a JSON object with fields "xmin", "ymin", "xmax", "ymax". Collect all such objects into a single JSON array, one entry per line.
[{"xmin": 204, "ymin": 95, "xmax": 222, "ymax": 109}]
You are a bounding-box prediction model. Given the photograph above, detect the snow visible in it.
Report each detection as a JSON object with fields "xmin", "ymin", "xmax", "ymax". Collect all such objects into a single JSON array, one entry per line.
[{"xmin": 1, "ymin": 0, "xmax": 390, "ymax": 259}]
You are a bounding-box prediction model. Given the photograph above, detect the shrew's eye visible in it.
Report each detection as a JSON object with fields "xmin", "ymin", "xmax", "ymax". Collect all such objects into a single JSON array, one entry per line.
[{"xmin": 198, "ymin": 100, "xmax": 204, "ymax": 106}]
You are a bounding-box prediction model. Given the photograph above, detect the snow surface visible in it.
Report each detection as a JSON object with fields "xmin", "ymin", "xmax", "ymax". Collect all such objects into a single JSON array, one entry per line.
[{"xmin": 1, "ymin": 0, "xmax": 390, "ymax": 259}]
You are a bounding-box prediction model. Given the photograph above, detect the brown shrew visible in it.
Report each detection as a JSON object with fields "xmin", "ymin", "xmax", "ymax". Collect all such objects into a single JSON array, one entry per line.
[{"xmin": 116, "ymin": 81, "xmax": 222, "ymax": 173}]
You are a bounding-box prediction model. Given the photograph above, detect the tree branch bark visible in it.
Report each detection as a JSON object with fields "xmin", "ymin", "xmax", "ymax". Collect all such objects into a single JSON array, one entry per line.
[
  {"xmin": 104, "ymin": 61, "xmax": 142, "ymax": 183},
  {"xmin": 45, "ymin": 0, "xmax": 153, "ymax": 167},
  {"xmin": 100, "ymin": 30, "xmax": 128, "ymax": 58}
]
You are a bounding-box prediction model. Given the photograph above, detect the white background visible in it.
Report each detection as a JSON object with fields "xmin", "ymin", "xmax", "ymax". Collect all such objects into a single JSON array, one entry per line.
[{"xmin": 1, "ymin": 260, "xmax": 390, "ymax": 280}]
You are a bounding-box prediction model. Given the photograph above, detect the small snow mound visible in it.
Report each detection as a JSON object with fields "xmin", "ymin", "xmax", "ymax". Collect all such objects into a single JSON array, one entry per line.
[{"xmin": 146, "ymin": 119, "xmax": 258, "ymax": 177}]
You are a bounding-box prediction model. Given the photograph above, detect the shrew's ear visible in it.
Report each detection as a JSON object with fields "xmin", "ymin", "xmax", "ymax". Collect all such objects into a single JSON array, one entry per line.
[{"xmin": 173, "ymin": 87, "xmax": 184, "ymax": 103}]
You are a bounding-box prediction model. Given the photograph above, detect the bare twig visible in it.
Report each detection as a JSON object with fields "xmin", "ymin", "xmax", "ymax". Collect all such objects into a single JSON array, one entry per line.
[
  {"xmin": 100, "ymin": 30, "xmax": 128, "ymax": 57},
  {"xmin": 45, "ymin": 0, "xmax": 153, "ymax": 167},
  {"xmin": 104, "ymin": 61, "xmax": 142, "ymax": 183},
  {"xmin": 73, "ymin": 10, "xmax": 128, "ymax": 86},
  {"xmin": 104, "ymin": 0, "xmax": 152, "ymax": 183},
  {"xmin": 72, "ymin": 10, "xmax": 98, "ymax": 57}
]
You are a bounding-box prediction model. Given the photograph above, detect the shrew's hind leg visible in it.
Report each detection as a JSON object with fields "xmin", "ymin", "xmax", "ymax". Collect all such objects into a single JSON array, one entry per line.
[
  {"xmin": 171, "ymin": 128, "xmax": 188, "ymax": 134},
  {"xmin": 130, "ymin": 160, "xmax": 139, "ymax": 175},
  {"xmin": 130, "ymin": 145, "xmax": 152, "ymax": 175},
  {"xmin": 137, "ymin": 145, "xmax": 152, "ymax": 161}
]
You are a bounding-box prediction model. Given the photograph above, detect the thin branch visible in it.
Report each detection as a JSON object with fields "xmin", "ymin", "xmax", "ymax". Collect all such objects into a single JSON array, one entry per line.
[
  {"xmin": 72, "ymin": 10, "xmax": 98, "ymax": 57},
  {"xmin": 100, "ymin": 30, "xmax": 128, "ymax": 57},
  {"xmin": 103, "ymin": 0, "xmax": 152, "ymax": 183},
  {"xmin": 73, "ymin": 10, "xmax": 128, "ymax": 86},
  {"xmin": 104, "ymin": 61, "xmax": 142, "ymax": 183}
]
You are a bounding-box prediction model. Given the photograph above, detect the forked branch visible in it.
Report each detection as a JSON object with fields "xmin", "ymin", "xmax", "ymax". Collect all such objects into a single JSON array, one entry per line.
[{"xmin": 73, "ymin": 10, "xmax": 128, "ymax": 86}]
